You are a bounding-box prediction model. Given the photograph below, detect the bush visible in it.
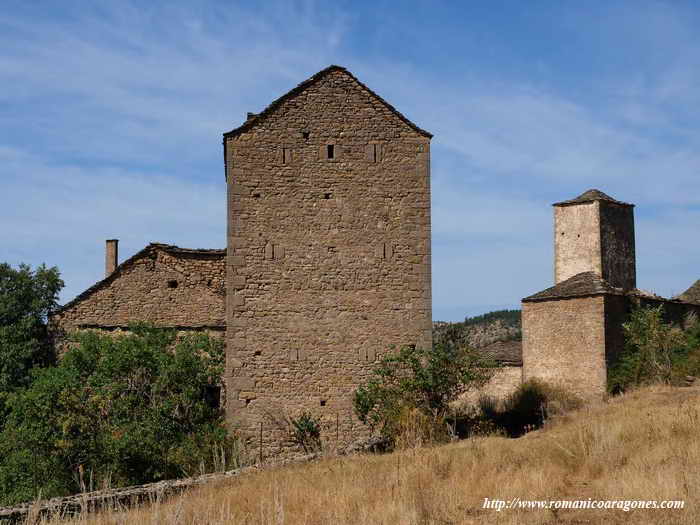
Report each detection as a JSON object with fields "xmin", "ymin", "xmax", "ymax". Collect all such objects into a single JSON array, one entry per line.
[
  {"xmin": 290, "ymin": 412, "xmax": 322, "ymax": 453},
  {"xmin": 0, "ymin": 325, "xmax": 239, "ymax": 506},
  {"xmin": 353, "ymin": 343, "xmax": 496, "ymax": 449},
  {"xmin": 478, "ymin": 379, "xmax": 581, "ymax": 437},
  {"xmin": 608, "ymin": 305, "xmax": 689, "ymax": 393}
]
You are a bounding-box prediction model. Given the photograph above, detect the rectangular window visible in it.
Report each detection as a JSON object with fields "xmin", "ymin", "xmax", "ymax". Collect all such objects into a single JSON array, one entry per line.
[
  {"xmin": 282, "ymin": 147, "xmax": 291, "ymax": 164},
  {"xmin": 327, "ymin": 144, "xmax": 335, "ymax": 159},
  {"xmin": 366, "ymin": 143, "xmax": 382, "ymax": 162}
]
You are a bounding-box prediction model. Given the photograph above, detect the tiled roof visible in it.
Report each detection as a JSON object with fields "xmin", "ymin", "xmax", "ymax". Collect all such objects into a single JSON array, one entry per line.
[
  {"xmin": 553, "ymin": 189, "xmax": 633, "ymax": 207},
  {"xmin": 677, "ymin": 279, "xmax": 700, "ymax": 305},
  {"xmin": 480, "ymin": 339, "xmax": 522, "ymax": 366},
  {"xmin": 522, "ymin": 271, "xmax": 624, "ymax": 302}
]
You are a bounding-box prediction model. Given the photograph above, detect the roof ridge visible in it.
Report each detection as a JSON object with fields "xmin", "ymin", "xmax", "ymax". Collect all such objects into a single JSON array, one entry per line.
[
  {"xmin": 553, "ymin": 188, "xmax": 633, "ymax": 207},
  {"xmin": 223, "ymin": 65, "xmax": 432, "ymax": 139},
  {"xmin": 523, "ymin": 271, "xmax": 624, "ymax": 302},
  {"xmin": 51, "ymin": 243, "xmax": 225, "ymax": 314}
]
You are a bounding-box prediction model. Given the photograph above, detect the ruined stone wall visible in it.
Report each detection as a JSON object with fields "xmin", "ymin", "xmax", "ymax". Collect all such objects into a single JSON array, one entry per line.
[
  {"xmin": 522, "ymin": 296, "xmax": 607, "ymax": 399},
  {"xmin": 51, "ymin": 248, "xmax": 226, "ymax": 342},
  {"xmin": 224, "ymin": 69, "xmax": 432, "ymax": 457},
  {"xmin": 599, "ymin": 201, "xmax": 636, "ymax": 290},
  {"xmin": 554, "ymin": 202, "xmax": 601, "ymax": 284},
  {"xmin": 634, "ymin": 296, "xmax": 700, "ymax": 328}
]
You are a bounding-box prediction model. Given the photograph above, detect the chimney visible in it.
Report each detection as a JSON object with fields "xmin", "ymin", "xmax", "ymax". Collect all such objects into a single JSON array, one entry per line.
[{"xmin": 105, "ymin": 239, "xmax": 119, "ymax": 277}]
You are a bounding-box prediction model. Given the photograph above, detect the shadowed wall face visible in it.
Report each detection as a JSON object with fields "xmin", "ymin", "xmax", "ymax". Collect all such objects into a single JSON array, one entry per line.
[
  {"xmin": 599, "ymin": 202, "xmax": 636, "ymax": 291},
  {"xmin": 224, "ymin": 68, "xmax": 432, "ymax": 456}
]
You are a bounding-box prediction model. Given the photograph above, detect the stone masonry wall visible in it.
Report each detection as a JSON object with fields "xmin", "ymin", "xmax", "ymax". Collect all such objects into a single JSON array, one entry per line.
[
  {"xmin": 225, "ymin": 68, "xmax": 432, "ymax": 457},
  {"xmin": 51, "ymin": 247, "xmax": 226, "ymax": 343},
  {"xmin": 554, "ymin": 202, "xmax": 601, "ymax": 285},
  {"xmin": 522, "ymin": 296, "xmax": 607, "ymax": 399}
]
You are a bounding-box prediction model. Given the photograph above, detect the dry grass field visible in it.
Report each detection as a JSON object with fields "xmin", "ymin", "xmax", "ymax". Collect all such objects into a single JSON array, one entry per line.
[{"xmin": 36, "ymin": 385, "xmax": 699, "ymax": 525}]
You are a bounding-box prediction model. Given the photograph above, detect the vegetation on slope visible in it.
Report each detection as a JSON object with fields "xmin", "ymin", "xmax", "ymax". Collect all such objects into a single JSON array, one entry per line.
[
  {"xmin": 0, "ymin": 325, "xmax": 237, "ymax": 507},
  {"xmin": 0, "ymin": 262, "xmax": 239, "ymax": 507},
  {"xmin": 609, "ymin": 305, "xmax": 700, "ymax": 392},
  {"xmin": 40, "ymin": 385, "xmax": 699, "ymax": 525},
  {"xmin": 433, "ymin": 309, "xmax": 521, "ymax": 350}
]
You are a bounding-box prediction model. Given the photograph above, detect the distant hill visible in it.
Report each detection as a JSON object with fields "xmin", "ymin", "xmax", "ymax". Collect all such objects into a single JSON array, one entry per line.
[{"xmin": 433, "ymin": 309, "xmax": 521, "ymax": 350}]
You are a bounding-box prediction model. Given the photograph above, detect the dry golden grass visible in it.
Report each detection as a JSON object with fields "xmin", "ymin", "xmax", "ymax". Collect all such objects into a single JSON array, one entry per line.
[{"xmin": 39, "ymin": 385, "xmax": 699, "ymax": 524}]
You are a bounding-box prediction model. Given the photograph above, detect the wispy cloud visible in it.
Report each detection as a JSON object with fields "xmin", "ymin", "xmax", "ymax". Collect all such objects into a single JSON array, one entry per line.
[{"xmin": 3, "ymin": 1, "xmax": 700, "ymax": 320}]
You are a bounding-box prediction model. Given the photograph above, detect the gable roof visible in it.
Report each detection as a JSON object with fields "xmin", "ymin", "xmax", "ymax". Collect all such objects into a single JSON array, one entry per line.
[
  {"xmin": 53, "ymin": 243, "xmax": 225, "ymax": 315},
  {"xmin": 223, "ymin": 65, "xmax": 433, "ymax": 140},
  {"xmin": 553, "ymin": 189, "xmax": 633, "ymax": 207},
  {"xmin": 522, "ymin": 271, "xmax": 625, "ymax": 302},
  {"xmin": 677, "ymin": 280, "xmax": 700, "ymax": 304}
]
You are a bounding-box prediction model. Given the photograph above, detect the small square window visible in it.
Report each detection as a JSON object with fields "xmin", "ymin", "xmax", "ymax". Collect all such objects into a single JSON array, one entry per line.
[
  {"xmin": 167, "ymin": 280, "xmax": 178, "ymax": 288},
  {"xmin": 320, "ymin": 399, "xmax": 327, "ymax": 407}
]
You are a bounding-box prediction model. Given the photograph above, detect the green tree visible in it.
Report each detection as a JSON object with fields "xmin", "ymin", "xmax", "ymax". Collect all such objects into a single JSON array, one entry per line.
[
  {"xmin": 0, "ymin": 325, "xmax": 237, "ymax": 506},
  {"xmin": 353, "ymin": 343, "xmax": 496, "ymax": 448},
  {"xmin": 609, "ymin": 305, "xmax": 688, "ymax": 392},
  {"xmin": 0, "ymin": 263, "xmax": 63, "ymax": 425}
]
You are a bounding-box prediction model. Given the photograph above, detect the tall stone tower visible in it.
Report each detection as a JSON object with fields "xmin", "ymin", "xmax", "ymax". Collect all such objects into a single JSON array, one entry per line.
[
  {"xmin": 522, "ymin": 189, "xmax": 637, "ymax": 399},
  {"xmin": 222, "ymin": 66, "xmax": 433, "ymax": 456},
  {"xmin": 554, "ymin": 189, "xmax": 636, "ymax": 290}
]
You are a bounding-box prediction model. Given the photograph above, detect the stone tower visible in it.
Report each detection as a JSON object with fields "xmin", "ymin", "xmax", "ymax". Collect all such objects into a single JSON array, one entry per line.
[
  {"xmin": 222, "ymin": 66, "xmax": 433, "ymax": 456},
  {"xmin": 554, "ymin": 189, "xmax": 636, "ymax": 290}
]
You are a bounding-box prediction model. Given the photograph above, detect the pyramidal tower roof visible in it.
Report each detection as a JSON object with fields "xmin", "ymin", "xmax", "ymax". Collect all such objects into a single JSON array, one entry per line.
[{"xmin": 553, "ymin": 189, "xmax": 633, "ymax": 207}]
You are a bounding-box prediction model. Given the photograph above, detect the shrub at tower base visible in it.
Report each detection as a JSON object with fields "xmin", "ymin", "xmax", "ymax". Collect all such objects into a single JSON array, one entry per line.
[
  {"xmin": 0, "ymin": 325, "xmax": 238, "ymax": 507},
  {"xmin": 353, "ymin": 343, "xmax": 496, "ymax": 449},
  {"xmin": 608, "ymin": 305, "xmax": 700, "ymax": 393}
]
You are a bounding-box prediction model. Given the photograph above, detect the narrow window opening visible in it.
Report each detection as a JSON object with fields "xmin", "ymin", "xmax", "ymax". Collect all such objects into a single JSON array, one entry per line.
[
  {"xmin": 253, "ymin": 192, "xmax": 261, "ymax": 198},
  {"xmin": 320, "ymin": 399, "xmax": 327, "ymax": 407},
  {"xmin": 167, "ymin": 280, "xmax": 178, "ymax": 288},
  {"xmin": 324, "ymin": 192, "xmax": 332, "ymax": 199},
  {"xmin": 282, "ymin": 148, "xmax": 290, "ymax": 165},
  {"xmin": 245, "ymin": 398, "xmax": 252, "ymax": 406},
  {"xmin": 371, "ymin": 144, "xmax": 379, "ymax": 162},
  {"xmin": 327, "ymin": 144, "xmax": 335, "ymax": 159},
  {"xmin": 207, "ymin": 279, "xmax": 212, "ymax": 286},
  {"xmin": 302, "ymin": 131, "xmax": 310, "ymax": 140},
  {"xmin": 254, "ymin": 350, "xmax": 262, "ymax": 356}
]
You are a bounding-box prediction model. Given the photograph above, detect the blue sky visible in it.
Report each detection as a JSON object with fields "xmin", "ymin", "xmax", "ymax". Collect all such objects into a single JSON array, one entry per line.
[{"xmin": 3, "ymin": 0, "xmax": 700, "ymax": 321}]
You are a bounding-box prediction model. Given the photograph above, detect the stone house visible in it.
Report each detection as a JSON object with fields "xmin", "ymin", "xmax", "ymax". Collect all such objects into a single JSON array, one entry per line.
[
  {"xmin": 222, "ymin": 65, "xmax": 433, "ymax": 455},
  {"xmin": 50, "ymin": 241, "xmax": 226, "ymax": 351},
  {"xmin": 51, "ymin": 65, "xmax": 433, "ymax": 456},
  {"xmin": 521, "ymin": 189, "xmax": 700, "ymax": 399}
]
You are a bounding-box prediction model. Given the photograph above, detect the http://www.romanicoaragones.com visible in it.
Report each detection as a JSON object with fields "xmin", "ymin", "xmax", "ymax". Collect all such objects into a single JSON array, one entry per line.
[{"xmin": 483, "ymin": 497, "xmax": 684, "ymax": 512}]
